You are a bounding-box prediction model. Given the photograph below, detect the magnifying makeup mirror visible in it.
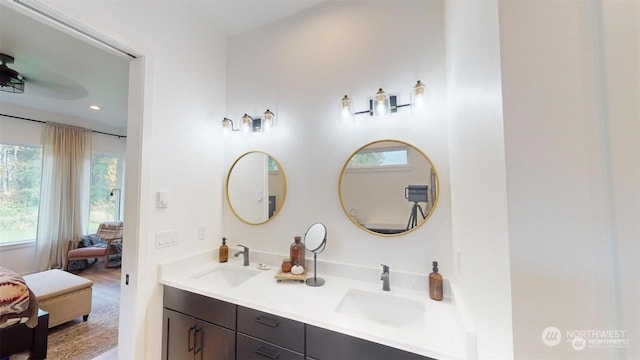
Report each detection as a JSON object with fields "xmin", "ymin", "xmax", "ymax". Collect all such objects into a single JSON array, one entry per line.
[{"xmin": 304, "ymin": 223, "xmax": 327, "ymax": 287}]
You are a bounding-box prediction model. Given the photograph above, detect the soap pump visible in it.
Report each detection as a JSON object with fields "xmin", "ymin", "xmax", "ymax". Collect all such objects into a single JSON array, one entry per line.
[
  {"xmin": 429, "ymin": 261, "xmax": 443, "ymax": 301},
  {"xmin": 219, "ymin": 237, "xmax": 229, "ymax": 263}
]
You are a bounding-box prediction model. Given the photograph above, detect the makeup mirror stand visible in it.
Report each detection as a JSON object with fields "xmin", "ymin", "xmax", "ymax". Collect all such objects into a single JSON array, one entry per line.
[
  {"xmin": 304, "ymin": 223, "xmax": 327, "ymax": 287},
  {"xmin": 306, "ymin": 242, "xmax": 326, "ymax": 287}
]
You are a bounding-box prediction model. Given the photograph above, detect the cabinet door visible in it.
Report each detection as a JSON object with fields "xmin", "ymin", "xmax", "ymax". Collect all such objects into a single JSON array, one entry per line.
[
  {"xmin": 306, "ymin": 325, "xmax": 432, "ymax": 360},
  {"xmin": 163, "ymin": 309, "xmax": 196, "ymax": 360},
  {"xmin": 196, "ymin": 319, "xmax": 235, "ymax": 360}
]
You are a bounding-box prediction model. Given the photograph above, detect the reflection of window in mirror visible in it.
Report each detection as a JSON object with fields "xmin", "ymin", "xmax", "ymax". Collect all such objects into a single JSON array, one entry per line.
[
  {"xmin": 268, "ymin": 157, "xmax": 279, "ymax": 174},
  {"xmin": 267, "ymin": 157, "xmax": 284, "ymax": 219},
  {"xmin": 346, "ymin": 145, "xmax": 410, "ymax": 171}
]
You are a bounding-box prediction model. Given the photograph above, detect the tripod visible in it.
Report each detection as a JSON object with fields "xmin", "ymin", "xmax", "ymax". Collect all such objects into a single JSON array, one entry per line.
[{"xmin": 406, "ymin": 201, "xmax": 426, "ymax": 230}]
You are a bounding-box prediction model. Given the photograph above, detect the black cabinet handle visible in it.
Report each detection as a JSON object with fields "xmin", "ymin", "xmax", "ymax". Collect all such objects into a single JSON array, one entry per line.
[
  {"xmin": 188, "ymin": 325, "xmax": 196, "ymax": 351},
  {"xmin": 255, "ymin": 344, "xmax": 280, "ymax": 359},
  {"xmin": 255, "ymin": 315, "xmax": 280, "ymax": 328},
  {"xmin": 194, "ymin": 327, "xmax": 203, "ymax": 355}
]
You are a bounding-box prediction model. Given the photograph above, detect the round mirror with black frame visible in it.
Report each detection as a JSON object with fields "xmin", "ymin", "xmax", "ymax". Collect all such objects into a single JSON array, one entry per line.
[
  {"xmin": 338, "ymin": 140, "xmax": 439, "ymax": 236},
  {"xmin": 226, "ymin": 151, "xmax": 287, "ymax": 225}
]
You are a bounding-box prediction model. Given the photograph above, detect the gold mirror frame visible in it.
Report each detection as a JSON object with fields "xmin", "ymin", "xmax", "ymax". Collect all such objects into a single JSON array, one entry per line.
[
  {"xmin": 226, "ymin": 151, "xmax": 287, "ymax": 225},
  {"xmin": 338, "ymin": 139, "xmax": 440, "ymax": 237}
]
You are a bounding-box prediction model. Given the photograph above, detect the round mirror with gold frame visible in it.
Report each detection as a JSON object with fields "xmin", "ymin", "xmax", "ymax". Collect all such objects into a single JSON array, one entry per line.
[
  {"xmin": 338, "ymin": 140, "xmax": 439, "ymax": 236},
  {"xmin": 226, "ymin": 151, "xmax": 287, "ymax": 225}
]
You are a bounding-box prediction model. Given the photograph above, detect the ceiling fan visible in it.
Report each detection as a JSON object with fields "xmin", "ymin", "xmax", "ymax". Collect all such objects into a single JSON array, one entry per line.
[
  {"xmin": 0, "ymin": 52, "xmax": 88, "ymax": 99},
  {"xmin": 0, "ymin": 53, "xmax": 25, "ymax": 94}
]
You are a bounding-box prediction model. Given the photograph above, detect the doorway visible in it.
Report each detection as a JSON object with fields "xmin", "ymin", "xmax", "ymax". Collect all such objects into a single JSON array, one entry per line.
[{"xmin": 0, "ymin": 2, "xmax": 144, "ymax": 358}]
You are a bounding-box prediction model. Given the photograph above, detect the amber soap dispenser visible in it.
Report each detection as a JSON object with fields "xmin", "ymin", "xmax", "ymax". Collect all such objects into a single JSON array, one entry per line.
[
  {"xmin": 429, "ymin": 261, "xmax": 443, "ymax": 301},
  {"xmin": 289, "ymin": 236, "xmax": 305, "ymax": 268},
  {"xmin": 219, "ymin": 237, "xmax": 229, "ymax": 263}
]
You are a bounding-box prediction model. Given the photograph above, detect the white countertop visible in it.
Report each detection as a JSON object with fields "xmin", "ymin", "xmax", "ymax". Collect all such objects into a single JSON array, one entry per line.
[{"xmin": 159, "ymin": 251, "xmax": 467, "ymax": 360}]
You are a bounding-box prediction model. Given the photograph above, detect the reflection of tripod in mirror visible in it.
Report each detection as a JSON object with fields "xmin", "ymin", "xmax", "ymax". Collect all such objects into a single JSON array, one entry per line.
[{"xmin": 406, "ymin": 202, "xmax": 427, "ymax": 230}]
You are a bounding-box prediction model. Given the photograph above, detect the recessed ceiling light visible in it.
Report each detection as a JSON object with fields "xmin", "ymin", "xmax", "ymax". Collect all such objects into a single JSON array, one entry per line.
[{"xmin": 89, "ymin": 105, "xmax": 101, "ymax": 110}]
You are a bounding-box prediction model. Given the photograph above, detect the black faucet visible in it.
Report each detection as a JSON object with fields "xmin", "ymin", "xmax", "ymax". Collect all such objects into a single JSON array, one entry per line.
[
  {"xmin": 234, "ymin": 245, "xmax": 250, "ymax": 266},
  {"xmin": 381, "ymin": 264, "xmax": 390, "ymax": 291}
]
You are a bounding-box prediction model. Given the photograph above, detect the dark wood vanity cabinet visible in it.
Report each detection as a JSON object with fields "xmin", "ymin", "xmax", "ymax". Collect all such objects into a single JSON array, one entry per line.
[
  {"xmin": 237, "ymin": 306, "xmax": 305, "ymax": 359},
  {"xmin": 162, "ymin": 286, "xmax": 433, "ymax": 360},
  {"xmin": 306, "ymin": 325, "xmax": 433, "ymax": 360},
  {"xmin": 162, "ymin": 287, "xmax": 236, "ymax": 360}
]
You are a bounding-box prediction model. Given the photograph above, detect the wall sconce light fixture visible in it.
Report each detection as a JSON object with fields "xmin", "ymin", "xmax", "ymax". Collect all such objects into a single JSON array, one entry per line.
[
  {"xmin": 340, "ymin": 80, "xmax": 428, "ymax": 122},
  {"xmin": 222, "ymin": 109, "xmax": 277, "ymax": 135},
  {"xmin": 110, "ymin": 188, "xmax": 122, "ymax": 221}
]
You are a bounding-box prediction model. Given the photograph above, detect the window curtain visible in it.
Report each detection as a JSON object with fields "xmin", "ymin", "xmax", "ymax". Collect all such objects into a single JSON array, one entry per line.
[{"xmin": 36, "ymin": 123, "xmax": 91, "ymax": 271}]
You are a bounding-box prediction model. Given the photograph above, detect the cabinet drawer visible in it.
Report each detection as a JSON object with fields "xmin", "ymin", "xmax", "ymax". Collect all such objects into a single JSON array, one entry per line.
[
  {"xmin": 237, "ymin": 333, "xmax": 304, "ymax": 360},
  {"xmin": 163, "ymin": 286, "xmax": 236, "ymax": 330},
  {"xmin": 237, "ymin": 306, "xmax": 304, "ymax": 353},
  {"xmin": 306, "ymin": 325, "xmax": 432, "ymax": 360}
]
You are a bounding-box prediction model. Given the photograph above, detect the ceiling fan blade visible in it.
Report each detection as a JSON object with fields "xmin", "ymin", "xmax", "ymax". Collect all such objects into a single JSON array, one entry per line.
[{"xmin": 25, "ymin": 77, "xmax": 88, "ymax": 100}]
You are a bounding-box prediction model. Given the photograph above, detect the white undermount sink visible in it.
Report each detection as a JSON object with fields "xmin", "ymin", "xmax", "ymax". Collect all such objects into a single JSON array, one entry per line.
[
  {"xmin": 192, "ymin": 266, "xmax": 259, "ymax": 287},
  {"xmin": 334, "ymin": 288, "xmax": 426, "ymax": 328}
]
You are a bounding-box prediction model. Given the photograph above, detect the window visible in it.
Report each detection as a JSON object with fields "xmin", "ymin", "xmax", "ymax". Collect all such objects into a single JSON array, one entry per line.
[
  {"xmin": 268, "ymin": 157, "xmax": 279, "ymax": 174},
  {"xmin": 0, "ymin": 144, "xmax": 43, "ymax": 245},
  {"xmin": 88, "ymin": 153, "xmax": 123, "ymax": 234},
  {"xmin": 347, "ymin": 146, "xmax": 409, "ymax": 170}
]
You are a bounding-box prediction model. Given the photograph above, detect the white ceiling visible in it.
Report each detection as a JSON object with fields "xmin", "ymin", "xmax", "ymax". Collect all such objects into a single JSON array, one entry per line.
[
  {"xmin": 190, "ymin": 1, "xmax": 326, "ymax": 37},
  {"xmin": 0, "ymin": 1, "xmax": 325, "ymax": 135}
]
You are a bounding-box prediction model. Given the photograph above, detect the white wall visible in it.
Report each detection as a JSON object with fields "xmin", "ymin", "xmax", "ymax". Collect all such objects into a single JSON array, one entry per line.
[
  {"xmin": 224, "ymin": 1, "xmax": 453, "ymax": 278},
  {"xmin": 499, "ymin": 0, "xmax": 639, "ymax": 358},
  {"xmin": 445, "ymin": 1, "xmax": 513, "ymax": 358},
  {"xmin": 602, "ymin": 3, "xmax": 640, "ymax": 358},
  {"xmin": 600, "ymin": 1, "xmax": 640, "ymax": 359},
  {"xmin": 37, "ymin": 2, "xmax": 227, "ymax": 359}
]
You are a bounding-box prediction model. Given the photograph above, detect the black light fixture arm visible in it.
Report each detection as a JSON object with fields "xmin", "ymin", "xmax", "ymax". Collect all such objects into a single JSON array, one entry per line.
[
  {"xmin": 351, "ymin": 95, "xmax": 410, "ymax": 117},
  {"xmin": 222, "ymin": 117, "xmax": 241, "ymax": 132}
]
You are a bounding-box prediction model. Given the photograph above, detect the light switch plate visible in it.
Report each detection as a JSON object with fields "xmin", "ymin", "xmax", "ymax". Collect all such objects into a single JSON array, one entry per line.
[
  {"xmin": 197, "ymin": 225, "xmax": 206, "ymax": 240},
  {"xmin": 156, "ymin": 230, "xmax": 178, "ymax": 248},
  {"xmin": 157, "ymin": 191, "xmax": 169, "ymax": 208}
]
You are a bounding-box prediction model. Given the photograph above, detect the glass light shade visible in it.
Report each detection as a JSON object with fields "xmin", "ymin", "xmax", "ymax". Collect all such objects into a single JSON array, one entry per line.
[
  {"xmin": 373, "ymin": 88, "xmax": 391, "ymax": 119},
  {"xmin": 263, "ymin": 109, "xmax": 276, "ymax": 131},
  {"xmin": 222, "ymin": 118, "xmax": 231, "ymax": 135},
  {"xmin": 411, "ymin": 80, "xmax": 428, "ymax": 113},
  {"xmin": 339, "ymin": 95, "xmax": 354, "ymax": 122},
  {"xmin": 241, "ymin": 114, "xmax": 252, "ymax": 134}
]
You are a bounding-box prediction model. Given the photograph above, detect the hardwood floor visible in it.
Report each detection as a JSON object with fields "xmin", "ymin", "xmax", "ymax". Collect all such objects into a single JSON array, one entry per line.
[{"xmin": 47, "ymin": 259, "xmax": 121, "ymax": 360}]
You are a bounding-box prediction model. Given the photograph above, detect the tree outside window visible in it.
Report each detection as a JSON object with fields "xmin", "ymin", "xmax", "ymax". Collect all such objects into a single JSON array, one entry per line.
[
  {"xmin": 0, "ymin": 144, "xmax": 42, "ymax": 244},
  {"xmin": 88, "ymin": 153, "xmax": 121, "ymax": 233},
  {"xmin": 347, "ymin": 147, "xmax": 409, "ymax": 169}
]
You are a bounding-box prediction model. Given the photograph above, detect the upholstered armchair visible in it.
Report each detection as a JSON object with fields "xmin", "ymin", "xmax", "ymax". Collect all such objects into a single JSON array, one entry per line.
[{"xmin": 65, "ymin": 221, "xmax": 123, "ymax": 270}]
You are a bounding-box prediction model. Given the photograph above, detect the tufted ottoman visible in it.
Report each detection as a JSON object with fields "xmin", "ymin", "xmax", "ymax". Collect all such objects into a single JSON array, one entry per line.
[{"xmin": 23, "ymin": 269, "xmax": 93, "ymax": 328}]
